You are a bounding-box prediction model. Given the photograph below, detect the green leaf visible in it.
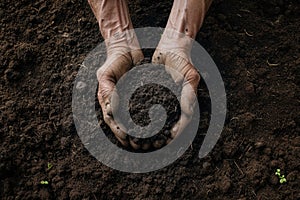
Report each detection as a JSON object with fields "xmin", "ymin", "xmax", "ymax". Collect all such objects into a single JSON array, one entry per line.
[
  {"xmin": 47, "ymin": 162, "xmax": 53, "ymax": 170},
  {"xmin": 280, "ymin": 179, "xmax": 283, "ymax": 184},
  {"xmin": 40, "ymin": 180, "xmax": 49, "ymax": 185}
]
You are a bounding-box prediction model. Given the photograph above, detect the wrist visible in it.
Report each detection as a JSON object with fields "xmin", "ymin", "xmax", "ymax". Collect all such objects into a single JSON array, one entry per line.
[
  {"xmin": 105, "ymin": 30, "xmax": 141, "ymax": 57},
  {"xmin": 156, "ymin": 29, "xmax": 194, "ymax": 63}
]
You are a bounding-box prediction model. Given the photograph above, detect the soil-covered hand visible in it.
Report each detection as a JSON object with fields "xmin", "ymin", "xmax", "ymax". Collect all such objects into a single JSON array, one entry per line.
[
  {"xmin": 88, "ymin": 0, "xmax": 145, "ymax": 148},
  {"xmin": 97, "ymin": 36, "xmax": 144, "ymax": 147},
  {"xmin": 152, "ymin": 30, "xmax": 200, "ymax": 139},
  {"xmin": 89, "ymin": 0, "xmax": 211, "ymax": 149},
  {"xmin": 151, "ymin": 0, "xmax": 212, "ymax": 141}
]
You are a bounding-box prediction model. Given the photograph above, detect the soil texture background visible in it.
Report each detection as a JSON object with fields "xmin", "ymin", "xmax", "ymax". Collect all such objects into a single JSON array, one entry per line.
[{"xmin": 0, "ymin": 0, "xmax": 299, "ymax": 199}]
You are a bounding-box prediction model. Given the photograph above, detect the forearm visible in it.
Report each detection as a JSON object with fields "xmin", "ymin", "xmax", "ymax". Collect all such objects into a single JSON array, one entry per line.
[
  {"xmin": 166, "ymin": 0, "xmax": 212, "ymax": 39},
  {"xmin": 88, "ymin": 0, "xmax": 142, "ymax": 61},
  {"xmin": 88, "ymin": 0, "xmax": 133, "ymax": 39}
]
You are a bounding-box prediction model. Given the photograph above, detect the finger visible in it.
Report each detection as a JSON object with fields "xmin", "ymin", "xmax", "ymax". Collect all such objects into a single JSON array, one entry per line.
[
  {"xmin": 170, "ymin": 112, "xmax": 192, "ymax": 139},
  {"xmin": 98, "ymin": 83, "xmax": 126, "ymax": 138},
  {"xmin": 130, "ymin": 49, "xmax": 144, "ymax": 65},
  {"xmin": 104, "ymin": 113, "xmax": 128, "ymax": 147},
  {"xmin": 153, "ymin": 140, "xmax": 165, "ymax": 149},
  {"xmin": 141, "ymin": 141, "xmax": 151, "ymax": 150},
  {"xmin": 106, "ymin": 89, "xmax": 120, "ymax": 116},
  {"xmin": 103, "ymin": 114, "xmax": 127, "ymax": 140},
  {"xmin": 180, "ymin": 83, "xmax": 197, "ymax": 116},
  {"xmin": 104, "ymin": 115, "xmax": 128, "ymax": 147},
  {"xmin": 166, "ymin": 138, "xmax": 172, "ymax": 144},
  {"xmin": 165, "ymin": 65, "xmax": 184, "ymax": 85},
  {"xmin": 115, "ymin": 134, "xmax": 129, "ymax": 147},
  {"xmin": 97, "ymin": 68, "xmax": 116, "ymax": 105},
  {"xmin": 129, "ymin": 137, "xmax": 141, "ymax": 150},
  {"xmin": 181, "ymin": 66, "xmax": 200, "ymax": 116},
  {"xmin": 152, "ymin": 135, "xmax": 167, "ymax": 149},
  {"xmin": 170, "ymin": 67, "xmax": 199, "ymax": 138}
]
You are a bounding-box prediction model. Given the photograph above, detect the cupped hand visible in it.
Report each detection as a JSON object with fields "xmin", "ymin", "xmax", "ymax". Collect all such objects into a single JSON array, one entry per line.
[
  {"xmin": 152, "ymin": 31, "xmax": 200, "ymax": 139},
  {"xmin": 97, "ymin": 44, "xmax": 144, "ymax": 147}
]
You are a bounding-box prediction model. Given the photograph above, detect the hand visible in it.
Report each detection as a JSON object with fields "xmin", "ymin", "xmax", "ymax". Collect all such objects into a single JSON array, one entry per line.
[
  {"xmin": 152, "ymin": 30, "xmax": 200, "ymax": 139},
  {"xmin": 97, "ymin": 37, "xmax": 144, "ymax": 147},
  {"xmin": 88, "ymin": 0, "xmax": 146, "ymax": 148},
  {"xmin": 150, "ymin": 0, "xmax": 211, "ymax": 140}
]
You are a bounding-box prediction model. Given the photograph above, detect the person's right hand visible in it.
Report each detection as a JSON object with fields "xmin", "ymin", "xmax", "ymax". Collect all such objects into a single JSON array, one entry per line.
[{"xmin": 152, "ymin": 30, "xmax": 200, "ymax": 140}]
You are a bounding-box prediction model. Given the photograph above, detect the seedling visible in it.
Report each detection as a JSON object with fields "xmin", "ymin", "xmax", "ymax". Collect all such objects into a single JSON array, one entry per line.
[
  {"xmin": 47, "ymin": 162, "xmax": 53, "ymax": 170},
  {"xmin": 40, "ymin": 180, "xmax": 49, "ymax": 185},
  {"xmin": 275, "ymin": 169, "xmax": 287, "ymax": 184}
]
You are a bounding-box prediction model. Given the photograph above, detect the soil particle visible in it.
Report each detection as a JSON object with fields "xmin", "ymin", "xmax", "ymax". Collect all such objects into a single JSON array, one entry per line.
[
  {"xmin": 286, "ymin": 171, "xmax": 298, "ymax": 183},
  {"xmin": 219, "ymin": 177, "xmax": 231, "ymax": 193},
  {"xmin": 270, "ymin": 160, "xmax": 285, "ymax": 170},
  {"xmin": 269, "ymin": 175, "xmax": 279, "ymax": 185},
  {"xmin": 254, "ymin": 141, "xmax": 266, "ymax": 149}
]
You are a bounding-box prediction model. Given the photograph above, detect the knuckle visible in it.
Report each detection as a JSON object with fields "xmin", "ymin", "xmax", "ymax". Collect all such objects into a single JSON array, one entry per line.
[
  {"xmin": 186, "ymin": 68, "xmax": 200, "ymax": 84},
  {"xmin": 97, "ymin": 87, "xmax": 110, "ymax": 102},
  {"xmin": 97, "ymin": 89, "xmax": 102, "ymax": 99},
  {"xmin": 96, "ymin": 68, "xmax": 106, "ymax": 80}
]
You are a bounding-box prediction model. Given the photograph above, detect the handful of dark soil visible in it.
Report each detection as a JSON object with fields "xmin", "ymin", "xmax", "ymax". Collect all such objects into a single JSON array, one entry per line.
[{"xmin": 112, "ymin": 63, "xmax": 182, "ymax": 151}]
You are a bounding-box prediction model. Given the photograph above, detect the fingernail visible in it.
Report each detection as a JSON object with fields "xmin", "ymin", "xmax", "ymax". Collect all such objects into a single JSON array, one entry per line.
[{"xmin": 153, "ymin": 140, "xmax": 164, "ymax": 149}]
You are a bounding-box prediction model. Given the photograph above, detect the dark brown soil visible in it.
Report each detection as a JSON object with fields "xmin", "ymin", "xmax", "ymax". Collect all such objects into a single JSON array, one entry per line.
[
  {"xmin": 1, "ymin": 0, "xmax": 299, "ymax": 199},
  {"xmin": 116, "ymin": 64, "xmax": 182, "ymax": 150}
]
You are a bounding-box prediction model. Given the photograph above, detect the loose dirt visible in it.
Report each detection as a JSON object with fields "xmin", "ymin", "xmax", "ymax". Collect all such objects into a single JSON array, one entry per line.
[{"xmin": 0, "ymin": 0, "xmax": 299, "ymax": 199}]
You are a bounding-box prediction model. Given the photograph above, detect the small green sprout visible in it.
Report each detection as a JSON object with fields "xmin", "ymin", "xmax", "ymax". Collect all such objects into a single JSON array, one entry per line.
[
  {"xmin": 275, "ymin": 169, "xmax": 287, "ymax": 184},
  {"xmin": 40, "ymin": 180, "xmax": 49, "ymax": 185},
  {"xmin": 47, "ymin": 162, "xmax": 53, "ymax": 170}
]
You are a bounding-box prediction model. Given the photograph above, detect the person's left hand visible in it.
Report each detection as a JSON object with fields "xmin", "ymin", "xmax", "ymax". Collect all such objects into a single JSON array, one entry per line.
[{"xmin": 152, "ymin": 31, "xmax": 200, "ymax": 140}]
